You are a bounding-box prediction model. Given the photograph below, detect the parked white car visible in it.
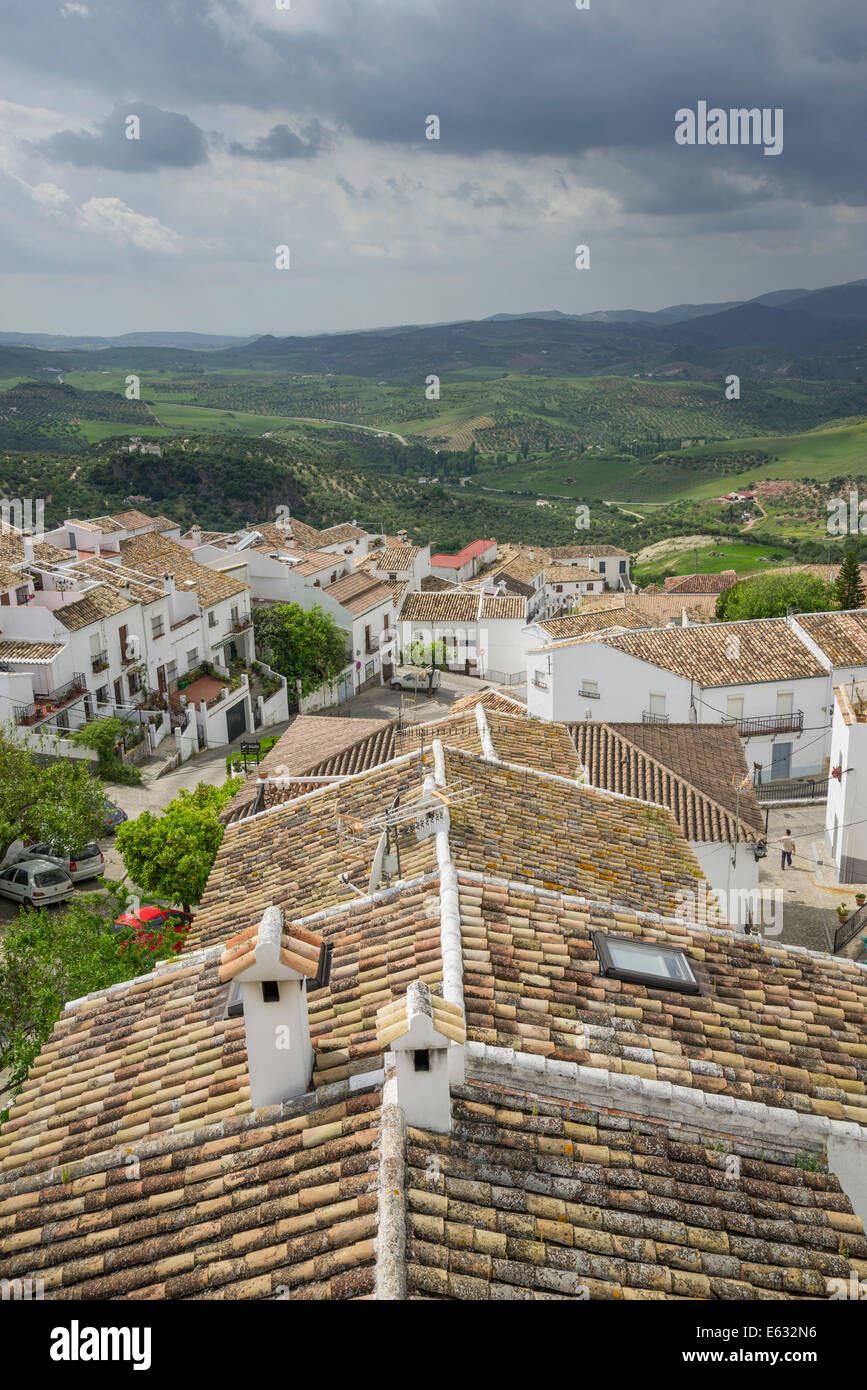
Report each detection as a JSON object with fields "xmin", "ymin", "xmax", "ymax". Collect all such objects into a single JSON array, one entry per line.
[
  {"xmin": 0, "ymin": 858, "xmax": 74, "ymax": 909},
  {"xmin": 16, "ymin": 842, "xmax": 105, "ymax": 883},
  {"xmin": 389, "ymin": 667, "xmax": 441, "ymax": 693}
]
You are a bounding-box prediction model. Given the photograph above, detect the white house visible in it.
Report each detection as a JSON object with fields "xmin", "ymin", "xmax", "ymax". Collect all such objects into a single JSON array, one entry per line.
[
  {"xmin": 399, "ymin": 590, "xmax": 528, "ymax": 679},
  {"xmin": 826, "ymin": 681, "xmax": 867, "ymax": 884},
  {"xmin": 544, "ymin": 564, "xmax": 606, "ymax": 612},
  {"xmin": 430, "ymin": 539, "xmax": 497, "ymax": 585},
  {"xmin": 527, "ymin": 616, "xmax": 836, "ymax": 785},
  {"xmin": 548, "ymin": 545, "xmax": 632, "ymax": 591}
]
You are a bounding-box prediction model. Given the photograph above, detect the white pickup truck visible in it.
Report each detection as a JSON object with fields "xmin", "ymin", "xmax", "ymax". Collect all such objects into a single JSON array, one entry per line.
[{"xmin": 389, "ymin": 666, "xmax": 441, "ymax": 694}]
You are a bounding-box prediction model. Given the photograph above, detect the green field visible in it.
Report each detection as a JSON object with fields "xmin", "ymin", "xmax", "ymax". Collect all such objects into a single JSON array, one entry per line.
[{"xmin": 634, "ymin": 537, "xmax": 797, "ymax": 584}]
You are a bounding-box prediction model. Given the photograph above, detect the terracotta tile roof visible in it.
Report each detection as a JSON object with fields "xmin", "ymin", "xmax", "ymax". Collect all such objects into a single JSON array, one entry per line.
[
  {"xmin": 288, "ymin": 520, "xmax": 328, "ymax": 549},
  {"xmin": 193, "ymin": 757, "xmax": 439, "ymax": 950},
  {"xmin": 571, "ymin": 721, "xmax": 765, "ymax": 841},
  {"xmin": 537, "ymin": 611, "xmax": 658, "ymax": 640},
  {"xmin": 479, "ymin": 595, "xmax": 526, "ymax": 620},
  {"xmin": 119, "ymin": 532, "xmax": 248, "ymax": 606},
  {"xmin": 442, "ymin": 749, "xmax": 707, "ymax": 920},
  {"xmin": 401, "ymin": 708, "xmax": 577, "ymax": 775},
  {"xmin": 53, "ymin": 583, "xmax": 138, "ymax": 632},
  {"xmin": 401, "ymin": 592, "xmax": 480, "ymax": 623},
  {"xmin": 580, "ymin": 592, "xmax": 719, "ymax": 623},
  {"xmin": 372, "ymin": 545, "xmax": 419, "ymax": 572},
  {"xmin": 420, "ymin": 574, "xmax": 456, "ymax": 592},
  {"xmin": 431, "ymin": 540, "xmax": 495, "ymax": 567},
  {"xmin": 221, "ymin": 716, "xmax": 400, "ymax": 822},
  {"xmin": 0, "ymin": 563, "xmax": 23, "ymax": 588},
  {"xmin": 107, "ymin": 508, "xmax": 163, "ymax": 532},
  {"xmin": 494, "ymin": 555, "xmax": 545, "ymax": 586},
  {"xmin": 324, "ymin": 570, "xmax": 394, "ymax": 615},
  {"xmin": 604, "ymin": 619, "xmax": 827, "ymax": 686},
  {"xmin": 73, "ymin": 559, "xmax": 164, "ymax": 606},
  {"xmin": 319, "ymin": 523, "xmax": 366, "ymax": 544},
  {"xmin": 375, "ymin": 989, "xmax": 465, "ymax": 1049},
  {"xmin": 292, "ymin": 550, "xmax": 344, "ymax": 577},
  {"xmin": 545, "ymin": 565, "xmax": 600, "ymax": 583},
  {"xmin": 458, "ymin": 875, "xmax": 867, "ymax": 1123},
  {"xmin": 447, "ymin": 688, "xmax": 528, "ymax": 717},
  {"xmin": 219, "ymin": 911, "xmax": 327, "ymax": 983},
  {"xmin": 795, "ymin": 610, "xmax": 867, "ymax": 667},
  {"xmin": 407, "ymin": 1080, "xmax": 866, "ymax": 1300},
  {"xmin": 0, "ymin": 638, "xmax": 66, "ymax": 663},
  {"xmin": 0, "ymin": 530, "xmax": 68, "ymax": 566},
  {"xmin": 306, "ymin": 882, "xmax": 447, "ymax": 1087},
  {"xmin": 0, "ymin": 946, "xmax": 382, "ymax": 1298},
  {"xmin": 664, "ymin": 570, "xmax": 737, "ymax": 594}
]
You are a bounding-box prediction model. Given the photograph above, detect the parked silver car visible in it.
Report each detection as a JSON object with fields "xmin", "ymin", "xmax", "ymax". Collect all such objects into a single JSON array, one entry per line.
[
  {"xmin": 389, "ymin": 666, "xmax": 441, "ymax": 693},
  {"xmin": 18, "ymin": 842, "xmax": 105, "ymax": 883},
  {"xmin": 0, "ymin": 858, "xmax": 74, "ymax": 908}
]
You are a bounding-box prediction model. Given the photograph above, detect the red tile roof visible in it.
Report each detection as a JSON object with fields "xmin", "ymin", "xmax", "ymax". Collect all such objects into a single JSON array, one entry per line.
[{"xmin": 431, "ymin": 540, "xmax": 496, "ymax": 567}]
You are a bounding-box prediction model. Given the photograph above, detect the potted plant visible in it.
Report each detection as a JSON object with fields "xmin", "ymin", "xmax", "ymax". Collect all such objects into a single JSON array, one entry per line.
[
  {"xmin": 837, "ymin": 903, "xmax": 850, "ymax": 923},
  {"xmin": 856, "ymin": 893, "xmax": 866, "ymax": 908}
]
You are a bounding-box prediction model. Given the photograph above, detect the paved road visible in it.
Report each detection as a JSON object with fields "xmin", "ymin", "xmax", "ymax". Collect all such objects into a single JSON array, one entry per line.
[{"xmin": 758, "ymin": 804, "xmax": 866, "ymax": 953}]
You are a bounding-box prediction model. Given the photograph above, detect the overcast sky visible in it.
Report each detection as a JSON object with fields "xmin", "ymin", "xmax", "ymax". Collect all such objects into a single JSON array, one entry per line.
[{"xmin": 1, "ymin": 0, "xmax": 865, "ymax": 336}]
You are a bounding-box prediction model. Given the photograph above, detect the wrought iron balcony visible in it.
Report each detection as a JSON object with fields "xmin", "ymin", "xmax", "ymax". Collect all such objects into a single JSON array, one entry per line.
[
  {"xmin": 91, "ymin": 649, "xmax": 109, "ymax": 673},
  {"xmin": 642, "ymin": 710, "xmax": 670, "ymax": 723},
  {"xmin": 723, "ymin": 710, "xmax": 804, "ymax": 738},
  {"xmin": 579, "ymin": 688, "xmax": 601, "ymax": 699}
]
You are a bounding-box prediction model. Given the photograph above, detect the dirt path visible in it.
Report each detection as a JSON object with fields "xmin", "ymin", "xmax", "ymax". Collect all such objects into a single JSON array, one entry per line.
[{"xmin": 740, "ymin": 501, "xmax": 767, "ymax": 532}]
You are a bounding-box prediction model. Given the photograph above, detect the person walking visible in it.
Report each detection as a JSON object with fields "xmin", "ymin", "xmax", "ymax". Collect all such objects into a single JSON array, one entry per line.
[{"xmin": 780, "ymin": 828, "xmax": 795, "ymax": 870}]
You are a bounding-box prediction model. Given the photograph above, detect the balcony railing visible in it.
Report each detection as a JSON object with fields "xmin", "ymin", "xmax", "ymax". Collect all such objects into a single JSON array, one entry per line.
[
  {"xmin": 170, "ymin": 613, "xmax": 197, "ymax": 632},
  {"xmin": 723, "ymin": 711, "xmax": 804, "ymax": 738},
  {"xmin": 15, "ymin": 674, "xmax": 88, "ymax": 726},
  {"xmin": 91, "ymin": 649, "xmax": 109, "ymax": 673},
  {"xmin": 643, "ymin": 710, "xmax": 669, "ymax": 723},
  {"xmin": 579, "ymin": 688, "xmax": 601, "ymax": 700},
  {"xmin": 34, "ymin": 673, "xmax": 87, "ymax": 708},
  {"xmin": 230, "ymin": 612, "xmax": 252, "ymax": 632}
]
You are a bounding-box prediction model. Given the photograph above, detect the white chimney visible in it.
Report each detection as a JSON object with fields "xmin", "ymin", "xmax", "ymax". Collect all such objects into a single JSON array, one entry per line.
[
  {"xmin": 22, "ymin": 532, "xmax": 34, "ymax": 564},
  {"xmin": 376, "ymin": 981, "xmax": 464, "ymax": 1133},
  {"xmin": 163, "ymin": 572, "xmax": 175, "ymax": 595},
  {"xmin": 191, "ymin": 524, "xmax": 202, "ymax": 546},
  {"xmin": 528, "ymin": 549, "xmax": 535, "ymax": 561},
  {"xmin": 219, "ymin": 906, "xmax": 331, "ymax": 1109}
]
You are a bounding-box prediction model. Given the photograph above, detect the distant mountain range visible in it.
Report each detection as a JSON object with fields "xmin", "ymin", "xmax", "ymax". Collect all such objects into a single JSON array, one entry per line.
[
  {"xmin": 2, "ymin": 278, "xmax": 866, "ymax": 380},
  {"xmin": 0, "ymin": 331, "xmax": 253, "ymax": 350}
]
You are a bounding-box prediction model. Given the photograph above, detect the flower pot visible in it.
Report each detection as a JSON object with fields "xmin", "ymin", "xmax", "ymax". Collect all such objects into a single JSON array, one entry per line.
[{"xmin": 856, "ymin": 895, "xmax": 866, "ymax": 907}]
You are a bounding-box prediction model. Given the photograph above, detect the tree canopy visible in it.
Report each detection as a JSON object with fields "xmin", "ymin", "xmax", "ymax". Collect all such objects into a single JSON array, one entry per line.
[
  {"xmin": 252, "ymin": 602, "xmax": 348, "ymax": 696},
  {"xmin": 833, "ymin": 550, "xmax": 866, "ymax": 611},
  {"xmin": 716, "ymin": 572, "xmax": 836, "ymax": 621},
  {"xmin": 0, "ymin": 884, "xmax": 156, "ymax": 1100},
  {"xmin": 0, "ymin": 724, "xmax": 108, "ymax": 861},
  {"xmin": 115, "ymin": 778, "xmax": 241, "ymax": 912}
]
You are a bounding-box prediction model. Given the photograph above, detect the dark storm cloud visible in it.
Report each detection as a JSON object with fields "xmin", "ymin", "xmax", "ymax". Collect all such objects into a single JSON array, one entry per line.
[
  {"xmin": 228, "ymin": 119, "xmax": 330, "ymax": 160},
  {"xmin": 8, "ymin": 0, "xmax": 867, "ymax": 212},
  {"xmin": 34, "ymin": 103, "xmax": 208, "ymax": 170}
]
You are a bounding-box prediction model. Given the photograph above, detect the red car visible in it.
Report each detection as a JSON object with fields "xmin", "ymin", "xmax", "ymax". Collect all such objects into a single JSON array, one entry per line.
[{"xmin": 113, "ymin": 905, "xmax": 193, "ymax": 955}]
